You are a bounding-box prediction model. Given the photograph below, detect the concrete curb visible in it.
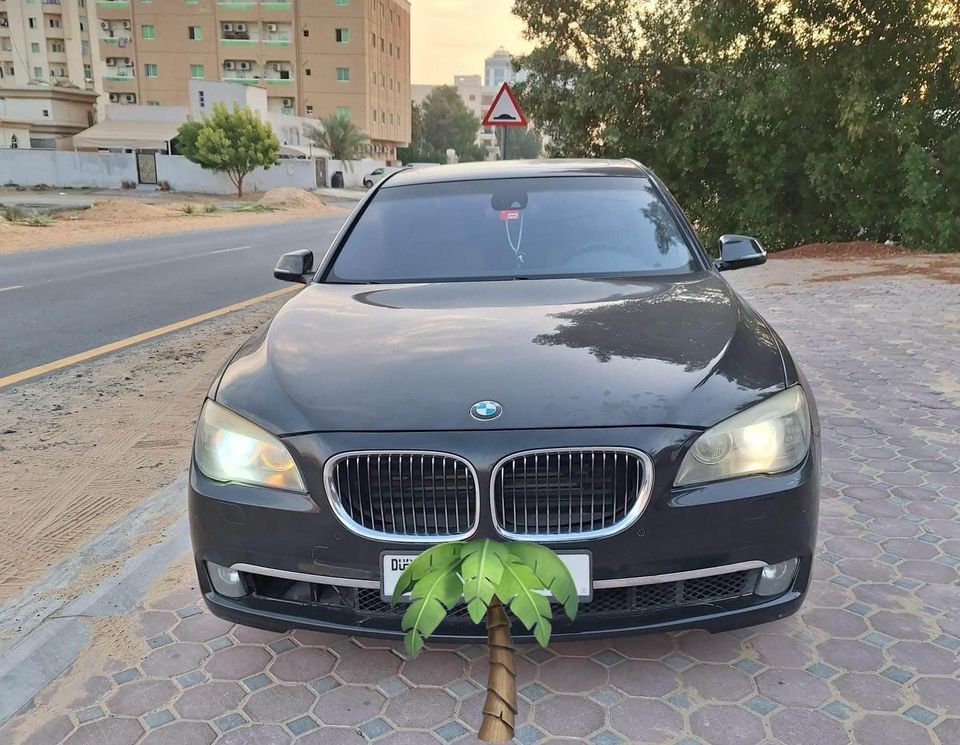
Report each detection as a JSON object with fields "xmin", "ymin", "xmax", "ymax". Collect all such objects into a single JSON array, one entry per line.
[{"xmin": 0, "ymin": 475, "xmax": 190, "ymax": 724}]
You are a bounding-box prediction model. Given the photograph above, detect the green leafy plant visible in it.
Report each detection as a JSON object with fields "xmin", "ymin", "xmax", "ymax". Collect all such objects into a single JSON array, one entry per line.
[
  {"xmin": 392, "ymin": 539, "xmax": 578, "ymax": 742},
  {"xmin": 203, "ymin": 203, "xmax": 218, "ymax": 214},
  {"xmin": 181, "ymin": 204, "xmax": 196, "ymax": 215},
  {"xmin": 24, "ymin": 211, "xmax": 53, "ymax": 227},
  {"xmin": 175, "ymin": 104, "xmax": 280, "ymax": 197}
]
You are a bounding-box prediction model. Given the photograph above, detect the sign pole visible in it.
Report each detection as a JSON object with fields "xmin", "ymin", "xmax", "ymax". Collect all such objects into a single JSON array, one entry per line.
[{"xmin": 501, "ymin": 126, "xmax": 507, "ymax": 161}]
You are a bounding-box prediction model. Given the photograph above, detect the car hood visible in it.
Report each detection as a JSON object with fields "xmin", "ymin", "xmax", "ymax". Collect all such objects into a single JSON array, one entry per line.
[{"xmin": 216, "ymin": 274, "xmax": 786, "ymax": 434}]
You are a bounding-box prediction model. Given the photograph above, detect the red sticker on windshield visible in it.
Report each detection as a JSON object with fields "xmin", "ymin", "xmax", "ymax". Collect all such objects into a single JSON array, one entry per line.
[{"xmin": 500, "ymin": 210, "xmax": 521, "ymax": 221}]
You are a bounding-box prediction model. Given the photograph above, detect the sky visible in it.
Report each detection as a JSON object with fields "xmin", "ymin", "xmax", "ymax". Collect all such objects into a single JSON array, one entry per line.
[{"xmin": 410, "ymin": 1, "xmax": 532, "ymax": 84}]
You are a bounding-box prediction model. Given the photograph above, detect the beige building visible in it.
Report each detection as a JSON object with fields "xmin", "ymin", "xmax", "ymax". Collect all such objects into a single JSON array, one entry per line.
[
  {"xmin": 0, "ymin": 84, "xmax": 98, "ymax": 148},
  {"xmin": 93, "ymin": 0, "xmax": 410, "ymax": 159},
  {"xmin": 0, "ymin": 1, "xmax": 102, "ymax": 93}
]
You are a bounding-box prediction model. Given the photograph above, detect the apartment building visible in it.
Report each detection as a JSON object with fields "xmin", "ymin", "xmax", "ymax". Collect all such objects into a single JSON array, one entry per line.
[
  {"xmin": 93, "ymin": 0, "xmax": 410, "ymax": 158},
  {"xmin": 0, "ymin": 0, "xmax": 102, "ymax": 92}
]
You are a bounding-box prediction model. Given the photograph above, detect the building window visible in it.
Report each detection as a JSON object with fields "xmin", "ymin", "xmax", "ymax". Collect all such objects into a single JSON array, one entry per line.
[
  {"xmin": 9, "ymin": 135, "xmax": 17, "ymax": 149},
  {"xmin": 335, "ymin": 28, "xmax": 349, "ymax": 43},
  {"xmin": 148, "ymin": 101, "xmax": 160, "ymax": 106},
  {"xmin": 337, "ymin": 106, "xmax": 350, "ymax": 120},
  {"xmin": 42, "ymin": 108, "xmax": 49, "ymax": 117},
  {"xmin": 371, "ymin": 109, "xmax": 376, "ymax": 123},
  {"xmin": 81, "ymin": 41, "xmax": 90, "ymax": 55},
  {"xmin": 141, "ymin": 25, "xmax": 155, "ymax": 40},
  {"xmin": 28, "ymin": 18, "xmax": 37, "ymax": 29},
  {"xmin": 33, "ymin": 66, "xmax": 43, "ymax": 78},
  {"xmin": 305, "ymin": 68, "xmax": 311, "ymax": 76},
  {"xmin": 389, "ymin": 42, "xmax": 393, "ymax": 55},
  {"xmin": 336, "ymin": 67, "xmax": 349, "ymax": 82},
  {"xmin": 305, "ymin": 104, "xmax": 314, "ymax": 115},
  {"xmin": 382, "ymin": 111, "xmax": 386, "ymax": 123},
  {"xmin": 31, "ymin": 43, "xmax": 41, "ymax": 53},
  {"xmin": 145, "ymin": 63, "xmax": 158, "ymax": 77},
  {"xmin": 380, "ymin": 38, "xmax": 384, "ymax": 52},
  {"xmin": 188, "ymin": 26, "xmax": 201, "ymax": 40},
  {"xmin": 48, "ymin": 17, "xmax": 61, "ymax": 29},
  {"xmin": 371, "ymin": 32, "xmax": 375, "ymax": 46},
  {"xmin": 302, "ymin": 29, "xmax": 309, "ymax": 37},
  {"xmin": 84, "ymin": 64, "xmax": 92, "ymax": 80},
  {"xmin": 335, "ymin": 0, "xmax": 349, "ymax": 5},
  {"xmin": 198, "ymin": 90, "xmax": 205, "ymax": 108},
  {"xmin": 190, "ymin": 64, "xmax": 204, "ymax": 79}
]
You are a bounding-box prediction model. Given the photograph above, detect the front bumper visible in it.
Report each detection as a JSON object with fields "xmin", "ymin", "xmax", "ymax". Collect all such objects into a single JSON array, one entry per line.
[{"xmin": 189, "ymin": 426, "xmax": 819, "ymax": 640}]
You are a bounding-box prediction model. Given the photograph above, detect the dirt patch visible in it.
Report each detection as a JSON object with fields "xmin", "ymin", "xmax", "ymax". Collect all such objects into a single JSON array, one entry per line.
[
  {"xmin": 773, "ymin": 241, "xmax": 915, "ymax": 260},
  {"xmin": 74, "ymin": 200, "xmax": 181, "ymax": 223},
  {"xmin": 804, "ymin": 255, "xmax": 960, "ymax": 285},
  {"xmin": 257, "ymin": 187, "xmax": 334, "ymax": 211},
  {"xmin": 0, "ymin": 295, "xmax": 289, "ymax": 602},
  {"xmin": 0, "ymin": 198, "xmax": 348, "ymax": 254}
]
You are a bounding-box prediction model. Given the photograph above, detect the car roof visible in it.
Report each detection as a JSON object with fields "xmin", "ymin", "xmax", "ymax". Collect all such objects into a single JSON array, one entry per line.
[{"xmin": 382, "ymin": 158, "xmax": 650, "ymax": 188}]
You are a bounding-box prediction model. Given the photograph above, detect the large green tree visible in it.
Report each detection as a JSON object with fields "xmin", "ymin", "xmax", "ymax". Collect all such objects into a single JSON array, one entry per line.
[
  {"xmin": 305, "ymin": 112, "xmax": 368, "ymax": 161},
  {"xmin": 398, "ymin": 101, "xmax": 443, "ymax": 163},
  {"xmin": 513, "ymin": 0, "xmax": 960, "ymax": 252},
  {"xmin": 420, "ymin": 85, "xmax": 488, "ymax": 162},
  {"xmin": 175, "ymin": 104, "xmax": 280, "ymax": 197},
  {"xmin": 497, "ymin": 126, "xmax": 544, "ymax": 159}
]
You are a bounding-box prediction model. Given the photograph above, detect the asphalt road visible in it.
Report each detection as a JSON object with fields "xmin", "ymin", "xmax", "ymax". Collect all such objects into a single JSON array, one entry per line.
[{"xmin": 0, "ymin": 214, "xmax": 349, "ymax": 378}]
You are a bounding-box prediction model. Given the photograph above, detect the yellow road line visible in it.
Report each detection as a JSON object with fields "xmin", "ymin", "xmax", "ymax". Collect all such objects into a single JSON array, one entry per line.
[{"xmin": 0, "ymin": 286, "xmax": 297, "ymax": 390}]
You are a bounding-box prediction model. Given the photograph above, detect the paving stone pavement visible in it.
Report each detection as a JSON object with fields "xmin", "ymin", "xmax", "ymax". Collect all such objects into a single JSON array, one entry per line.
[{"xmin": 2, "ymin": 258, "xmax": 959, "ymax": 744}]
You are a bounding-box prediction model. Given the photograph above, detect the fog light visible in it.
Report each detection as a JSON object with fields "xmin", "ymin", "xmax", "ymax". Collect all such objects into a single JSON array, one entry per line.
[
  {"xmin": 755, "ymin": 558, "xmax": 799, "ymax": 597},
  {"xmin": 207, "ymin": 561, "xmax": 249, "ymax": 598}
]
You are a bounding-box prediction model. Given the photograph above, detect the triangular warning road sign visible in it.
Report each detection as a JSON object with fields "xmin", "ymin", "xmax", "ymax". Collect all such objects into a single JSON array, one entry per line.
[{"xmin": 482, "ymin": 83, "xmax": 528, "ymax": 127}]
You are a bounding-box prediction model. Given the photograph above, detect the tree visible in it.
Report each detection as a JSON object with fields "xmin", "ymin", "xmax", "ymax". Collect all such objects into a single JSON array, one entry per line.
[
  {"xmin": 393, "ymin": 540, "xmax": 578, "ymax": 742},
  {"xmin": 421, "ymin": 85, "xmax": 488, "ymax": 162},
  {"xmin": 175, "ymin": 104, "xmax": 280, "ymax": 197},
  {"xmin": 305, "ymin": 112, "xmax": 368, "ymax": 161},
  {"xmin": 496, "ymin": 126, "xmax": 544, "ymax": 159},
  {"xmin": 398, "ymin": 101, "xmax": 443, "ymax": 163},
  {"xmin": 513, "ymin": 0, "xmax": 960, "ymax": 252}
]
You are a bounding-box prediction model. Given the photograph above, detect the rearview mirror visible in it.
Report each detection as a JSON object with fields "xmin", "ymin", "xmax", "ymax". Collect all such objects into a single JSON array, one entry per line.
[
  {"xmin": 715, "ymin": 235, "xmax": 766, "ymax": 271},
  {"xmin": 274, "ymin": 250, "xmax": 315, "ymax": 284}
]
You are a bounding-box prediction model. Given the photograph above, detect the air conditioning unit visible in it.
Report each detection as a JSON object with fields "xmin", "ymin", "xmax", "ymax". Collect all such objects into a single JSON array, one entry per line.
[
  {"xmin": 235, "ymin": 23, "xmax": 246, "ymax": 32},
  {"xmin": 271, "ymin": 63, "xmax": 280, "ymax": 71},
  {"xmin": 100, "ymin": 21, "xmax": 110, "ymax": 31},
  {"xmin": 267, "ymin": 23, "xmax": 278, "ymax": 32},
  {"xmin": 282, "ymin": 98, "xmax": 293, "ymax": 107},
  {"xmin": 224, "ymin": 61, "xmax": 235, "ymax": 70},
  {"xmin": 106, "ymin": 57, "xmax": 116, "ymax": 66},
  {"xmin": 238, "ymin": 61, "xmax": 250, "ymax": 71},
  {"xmin": 120, "ymin": 20, "xmax": 131, "ymax": 29},
  {"xmin": 222, "ymin": 23, "xmax": 233, "ymax": 32},
  {"xmin": 123, "ymin": 58, "xmax": 133, "ymax": 67},
  {"xmin": 109, "ymin": 92, "xmax": 119, "ymax": 102},
  {"xmin": 125, "ymin": 94, "xmax": 136, "ymax": 103}
]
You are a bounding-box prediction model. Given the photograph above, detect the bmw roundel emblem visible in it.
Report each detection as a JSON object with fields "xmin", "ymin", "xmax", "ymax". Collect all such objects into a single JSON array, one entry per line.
[{"xmin": 470, "ymin": 400, "xmax": 503, "ymax": 422}]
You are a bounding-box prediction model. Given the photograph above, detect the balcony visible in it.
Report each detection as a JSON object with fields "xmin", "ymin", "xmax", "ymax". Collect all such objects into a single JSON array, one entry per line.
[
  {"xmin": 97, "ymin": 1, "xmax": 130, "ymax": 6},
  {"xmin": 264, "ymin": 77, "xmax": 292, "ymax": 85},
  {"xmin": 261, "ymin": 2, "xmax": 292, "ymax": 8},
  {"xmin": 105, "ymin": 71, "xmax": 135, "ymax": 81},
  {"xmin": 217, "ymin": 1, "xmax": 256, "ymax": 7}
]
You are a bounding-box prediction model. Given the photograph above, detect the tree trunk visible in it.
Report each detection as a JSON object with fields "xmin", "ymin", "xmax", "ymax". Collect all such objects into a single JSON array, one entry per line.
[
  {"xmin": 478, "ymin": 596, "xmax": 517, "ymax": 743},
  {"xmin": 236, "ymin": 173, "xmax": 244, "ymax": 198}
]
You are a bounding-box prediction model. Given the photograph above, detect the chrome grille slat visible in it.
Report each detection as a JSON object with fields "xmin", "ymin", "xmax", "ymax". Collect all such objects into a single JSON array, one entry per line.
[
  {"xmin": 491, "ymin": 448, "xmax": 653, "ymax": 541},
  {"xmin": 324, "ymin": 451, "xmax": 480, "ymax": 542}
]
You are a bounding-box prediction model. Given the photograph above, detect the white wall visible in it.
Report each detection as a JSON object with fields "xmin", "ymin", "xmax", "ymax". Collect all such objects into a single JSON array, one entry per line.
[
  {"xmin": 326, "ymin": 158, "xmax": 387, "ymax": 188},
  {"xmin": 0, "ymin": 149, "xmax": 136, "ymax": 188},
  {"xmin": 155, "ymin": 154, "xmax": 316, "ymax": 194}
]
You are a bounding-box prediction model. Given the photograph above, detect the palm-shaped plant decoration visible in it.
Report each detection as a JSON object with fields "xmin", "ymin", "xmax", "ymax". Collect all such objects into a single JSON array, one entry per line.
[{"xmin": 392, "ymin": 539, "xmax": 578, "ymax": 742}]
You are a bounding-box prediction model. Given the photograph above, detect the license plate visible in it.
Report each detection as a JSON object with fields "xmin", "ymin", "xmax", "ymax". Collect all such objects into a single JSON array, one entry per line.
[{"xmin": 381, "ymin": 551, "xmax": 592, "ymax": 602}]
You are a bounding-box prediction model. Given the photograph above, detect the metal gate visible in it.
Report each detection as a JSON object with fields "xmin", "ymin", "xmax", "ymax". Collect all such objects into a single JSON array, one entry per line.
[{"xmin": 137, "ymin": 152, "xmax": 158, "ymax": 184}]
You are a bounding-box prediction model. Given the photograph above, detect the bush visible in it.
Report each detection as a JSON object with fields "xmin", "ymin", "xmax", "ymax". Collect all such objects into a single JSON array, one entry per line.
[
  {"xmin": 181, "ymin": 204, "xmax": 196, "ymax": 215},
  {"xmin": 25, "ymin": 212, "xmax": 53, "ymax": 227},
  {"xmin": 203, "ymin": 203, "xmax": 217, "ymax": 213},
  {"xmin": 2, "ymin": 205, "xmax": 26, "ymax": 223}
]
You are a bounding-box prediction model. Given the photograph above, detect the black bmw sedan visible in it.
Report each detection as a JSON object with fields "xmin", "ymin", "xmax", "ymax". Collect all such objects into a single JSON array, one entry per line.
[{"xmin": 190, "ymin": 159, "xmax": 820, "ymax": 641}]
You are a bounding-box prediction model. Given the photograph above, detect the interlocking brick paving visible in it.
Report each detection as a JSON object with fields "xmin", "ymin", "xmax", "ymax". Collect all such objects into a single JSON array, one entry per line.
[{"xmin": 2, "ymin": 256, "xmax": 959, "ymax": 744}]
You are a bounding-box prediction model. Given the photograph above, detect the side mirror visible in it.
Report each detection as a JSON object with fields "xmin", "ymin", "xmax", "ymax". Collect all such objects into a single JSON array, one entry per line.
[
  {"xmin": 715, "ymin": 234, "xmax": 767, "ymax": 271},
  {"xmin": 273, "ymin": 249, "xmax": 315, "ymax": 284}
]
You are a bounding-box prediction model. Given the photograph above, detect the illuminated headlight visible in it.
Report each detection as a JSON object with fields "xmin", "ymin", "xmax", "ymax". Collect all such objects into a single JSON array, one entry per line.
[
  {"xmin": 675, "ymin": 387, "xmax": 811, "ymax": 486},
  {"xmin": 756, "ymin": 558, "xmax": 800, "ymax": 597},
  {"xmin": 194, "ymin": 400, "xmax": 305, "ymax": 492}
]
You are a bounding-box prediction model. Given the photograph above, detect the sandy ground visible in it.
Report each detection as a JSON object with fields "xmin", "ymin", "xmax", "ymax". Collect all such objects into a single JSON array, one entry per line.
[
  {"xmin": 0, "ymin": 295, "xmax": 289, "ymax": 603},
  {"xmin": 0, "ymin": 189, "xmax": 348, "ymax": 254}
]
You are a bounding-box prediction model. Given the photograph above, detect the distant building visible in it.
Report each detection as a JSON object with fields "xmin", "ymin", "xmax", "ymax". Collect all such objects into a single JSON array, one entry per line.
[
  {"xmin": 0, "ymin": 84, "xmax": 98, "ymax": 148},
  {"xmin": 484, "ymin": 47, "xmax": 526, "ymax": 88},
  {"xmin": 73, "ymin": 79, "xmax": 316, "ymax": 156},
  {"xmin": 1, "ymin": 0, "xmax": 411, "ymax": 160}
]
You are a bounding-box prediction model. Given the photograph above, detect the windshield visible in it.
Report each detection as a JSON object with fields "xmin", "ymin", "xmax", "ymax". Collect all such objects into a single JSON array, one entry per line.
[{"xmin": 327, "ymin": 176, "xmax": 702, "ymax": 283}]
